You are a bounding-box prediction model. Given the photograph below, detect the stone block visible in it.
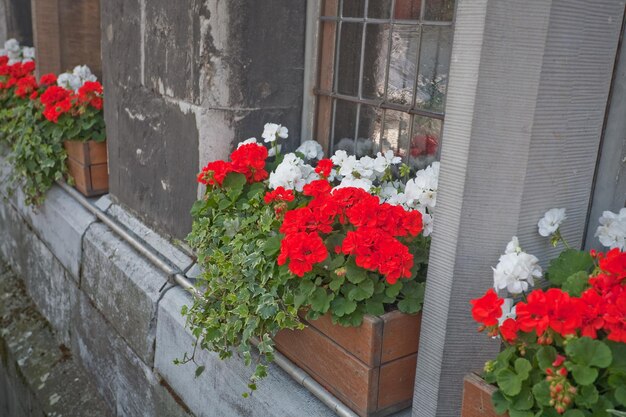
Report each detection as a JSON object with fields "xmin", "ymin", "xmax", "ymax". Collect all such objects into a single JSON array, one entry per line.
[
  {"xmin": 107, "ymin": 87, "xmax": 200, "ymax": 239},
  {"xmin": 15, "ymin": 185, "xmax": 95, "ymax": 281},
  {"xmin": 71, "ymin": 291, "xmax": 191, "ymax": 417},
  {"xmin": 155, "ymin": 286, "xmax": 336, "ymax": 417},
  {"xmin": 0, "ymin": 199, "xmax": 76, "ymax": 345},
  {"xmin": 82, "ymin": 222, "xmax": 169, "ymax": 364},
  {"xmin": 106, "ymin": 203, "xmax": 194, "ymax": 272}
]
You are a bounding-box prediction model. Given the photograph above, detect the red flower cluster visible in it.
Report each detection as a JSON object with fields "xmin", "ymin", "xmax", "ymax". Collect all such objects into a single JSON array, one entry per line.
[
  {"xmin": 14, "ymin": 75, "xmax": 37, "ymax": 98},
  {"xmin": 471, "ymin": 249, "xmax": 626, "ymax": 344},
  {"xmin": 277, "ymin": 232, "xmax": 328, "ymax": 277},
  {"xmin": 278, "ymin": 183, "xmax": 423, "ymax": 281},
  {"xmin": 77, "ymin": 81, "xmax": 103, "ymax": 110},
  {"xmin": 264, "ymin": 187, "xmax": 294, "ymax": 204},
  {"xmin": 197, "ymin": 143, "xmax": 269, "ymax": 186},
  {"xmin": 315, "ymin": 158, "xmax": 333, "ymax": 178},
  {"xmin": 40, "ymin": 85, "xmax": 72, "ymax": 123},
  {"xmin": 0, "ymin": 60, "xmax": 36, "ymax": 91}
]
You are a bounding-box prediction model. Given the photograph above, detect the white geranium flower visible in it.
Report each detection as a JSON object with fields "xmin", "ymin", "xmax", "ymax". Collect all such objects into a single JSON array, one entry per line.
[
  {"xmin": 505, "ymin": 236, "xmax": 521, "ymax": 254},
  {"xmin": 418, "ymin": 189, "xmax": 437, "ymax": 210},
  {"xmin": 237, "ymin": 137, "xmax": 258, "ymax": 148},
  {"xmin": 4, "ymin": 39, "xmax": 20, "ymax": 54},
  {"xmin": 296, "ymin": 140, "xmax": 324, "ymax": 160},
  {"xmin": 72, "ymin": 65, "xmax": 97, "ymax": 83},
  {"xmin": 268, "ymin": 153, "xmax": 316, "ymax": 191},
  {"xmin": 499, "ymin": 298, "xmax": 516, "ymax": 325},
  {"xmin": 595, "ymin": 208, "xmax": 626, "ymax": 250},
  {"xmin": 331, "ymin": 150, "xmax": 349, "ymax": 167},
  {"xmin": 57, "ymin": 73, "xmax": 83, "ymax": 91},
  {"xmin": 419, "ymin": 208, "xmax": 434, "ymax": 237},
  {"xmin": 538, "ymin": 208, "xmax": 566, "ymax": 237},
  {"xmin": 262, "ymin": 123, "xmax": 288, "ymax": 143},
  {"xmin": 356, "ymin": 156, "xmax": 376, "ymax": 180},
  {"xmin": 334, "ymin": 177, "xmax": 373, "ymax": 192},
  {"xmin": 267, "ymin": 144, "xmax": 282, "ymax": 157},
  {"xmin": 22, "ymin": 47, "xmax": 35, "ymax": 59},
  {"xmin": 380, "ymin": 149, "xmax": 402, "ymax": 165},
  {"xmin": 493, "ymin": 242, "xmax": 542, "ymax": 294},
  {"xmin": 294, "ymin": 163, "xmax": 318, "ymax": 192},
  {"xmin": 338, "ymin": 155, "xmax": 359, "ymax": 178}
]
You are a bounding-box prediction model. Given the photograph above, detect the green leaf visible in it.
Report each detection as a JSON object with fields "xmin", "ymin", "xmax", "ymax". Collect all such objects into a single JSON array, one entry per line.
[
  {"xmin": 347, "ymin": 279, "xmax": 375, "ymax": 301},
  {"xmin": 309, "ymin": 288, "xmax": 332, "ymax": 313},
  {"xmin": 491, "ymin": 390, "xmax": 510, "ymax": 415},
  {"xmin": 563, "ymin": 410, "xmax": 585, "ymax": 417},
  {"xmin": 536, "ymin": 346, "xmax": 557, "ymax": 370},
  {"xmin": 546, "ymin": 249, "xmax": 594, "ymax": 285},
  {"xmin": 222, "ymin": 172, "xmax": 247, "ymax": 190},
  {"xmin": 496, "ymin": 369, "xmax": 522, "ymax": 396},
  {"xmin": 365, "ymin": 299, "xmax": 385, "ymax": 316},
  {"xmin": 515, "ymin": 358, "xmax": 532, "ymax": 381},
  {"xmin": 562, "ymin": 271, "xmax": 591, "ymax": 297},
  {"xmin": 565, "ymin": 337, "xmax": 613, "ymax": 368},
  {"xmin": 569, "ymin": 364, "xmax": 598, "ymax": 386},
  {"xmin": 329, "ymin": 274, "xmax": 346, "ymax": 292},
  {"xmin": 509, "ymin": 410, "xmax": 534, "ymax": 417},
  {"xmin": 575, "ymin": 384, "xmax": 599, "ymax": 408},
  {"xmin": 330, "ymin": 297, "xmax": 357, "ymax": 317},
  {"xmin": 532, "ymin": 381, "xmax": 552, "ymax": 407},
  {"xmin": 615, "ymin": 386, "xmax": 626, "ymax": 407},
  {"xmin": 195, "ymin": 366, "xmax": 206, "ymax": 378},
  {"xmin": 262, "ymin": 235, "xmax": 282, "ymax": 256},
  {"xmin": 607, "ymin": 341, "xmax": 626, "ymax": 374},
  {"xmin": 511, "ymin": 386, "xmax": 534, "ymax": 410},
  {"xmin": 345, "ymin": 258, "xmax": 367, "ymax": 284},
  {"xmin": 385, "ymin": 282, "xmax": 403, "ymax": 298}
]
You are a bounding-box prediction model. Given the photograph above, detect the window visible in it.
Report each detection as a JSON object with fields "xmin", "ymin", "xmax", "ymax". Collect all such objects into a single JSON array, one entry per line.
[{"xmin": 314, "ymin": 0, "xmax": 454, "ymax": 170}]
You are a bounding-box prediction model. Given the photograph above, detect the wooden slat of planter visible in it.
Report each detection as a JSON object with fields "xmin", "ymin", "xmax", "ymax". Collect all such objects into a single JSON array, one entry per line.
[
  {"xmin": 90, "ymin": 164, "xmax": 109, "ymax": 191},
  {"xmin": 461, "ymin": 373, "xmax": 506, "ymax": 417},
  {"xmin": 88, "ymin": 141, "xmax": 108, "ymax": 164},
  {"xmin": 377, "ymin": 353, "xmax": 417, "ymax": 411},
  {"xmin": 303, "ymin": 312, "xmax": 384, "ymax": 367},
  {"xmin": 274, "ymin": 325, "xmax": 379, "ymax": 416},
  {"xmin": 380, "ymin": 311, "xmax": 421, "ymax": 363}
]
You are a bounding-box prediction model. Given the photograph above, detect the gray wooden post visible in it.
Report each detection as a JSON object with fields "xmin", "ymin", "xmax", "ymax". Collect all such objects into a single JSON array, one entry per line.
[{"xmin": 412, "ymin": 1, "xmax": 625, "ymax": 416}]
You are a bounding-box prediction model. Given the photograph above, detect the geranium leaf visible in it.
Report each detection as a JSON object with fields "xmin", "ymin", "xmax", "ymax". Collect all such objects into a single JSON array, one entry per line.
[
  {"xmin": 569, "ymin": 364, "xmax": 598, "ymax": 386},
  {"xmin": 514, "ymin": 358, "xmax": 532, "ymax": 381},
  {"xmin": 496, "ymin": 369, "xmax": 522, "ymax": 396},
  {"xmin": 532, "ymin": 381, "xmax": 552, "ymax": 407},
  {"xmin": 345, "ymin": 258, "xmax": 367, "ymax": 284},
  {"xmin": 309, "ymin": 288, "xmax": 332, "ymax": 313},
  {"xmin": 491, "ymin": 390, "xmax": 510, "ymax": 415},
  {"xmin": 565, "ymin": 337, "xmax": 612, "ymax": 368},
  {"xmin": 511, "ymin": 386, "xmax": 534, "ymax": 410},
  {"xmin": 222, "ymin": 172, "xmax": 246, "ymax": 191},
  {"xmin": 536, "ymin": 346, "xmax": 557, "ymax": 371},
  {"xmin": 575, "ymin": 384, "xmax": 599, "ymax": 408},
  {"xmin": 546, "ymin": 249, "xmax": 593, "ymax": 286},
  {"xmin": 615, "ymin": 386, "xmax": 626, "ymax": 407},
  {"xmin": 561, "ymin": 271, "xmax": 590, "ymax": 297},
  {"xmin": 330, "ymin": 296, "xmax": 357, "ymax": 317},
  {"xmin": 563, "ymin": 410, "xmax": 585, "ymax": 417},
  {"xmin": 348, "ymin": 279, "xmax": 374, "ymax": 301}
]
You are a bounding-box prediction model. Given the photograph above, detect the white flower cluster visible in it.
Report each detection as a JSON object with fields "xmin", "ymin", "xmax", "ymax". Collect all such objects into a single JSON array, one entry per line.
[
  {"xmin": 331, "ymin": 149, "xmax": 402, "ymax": 192},
  {"xmin": 596, "ymin": 208, "xmax": 626, "ymax": 250},
  {"xmin": 493, "ymin": 236, "xmax": 542, "ymax": 294},
  {"xmin": 0, "ymin": 38, "xmax": 35, "ymax": 64},
  {"xmin": 57, "ymin": 65, "xmax": 97, "ymax": 92},
  {"xmin": 269, "ymin": 153, "xmax": 317, "ymax": 192},
  {"xmin": 296, "ymin": 140, "xmax": 324, "ymax": 160}
]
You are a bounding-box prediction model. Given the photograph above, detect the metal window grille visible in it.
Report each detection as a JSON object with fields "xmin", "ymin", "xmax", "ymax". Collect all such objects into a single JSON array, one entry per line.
[{"xmin": 315, "ymin": 0, "xmax": 454, "ymax": 169}]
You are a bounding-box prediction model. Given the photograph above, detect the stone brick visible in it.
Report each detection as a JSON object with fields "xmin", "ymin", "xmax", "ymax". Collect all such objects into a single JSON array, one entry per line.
[
  {"xmin": 155, "ymin": 286, "xmax": 336, "ymax": 417},
  {"xmin": 71, "ymin": 291, "xmax": 191, "ymax": 417},
  {"xmin": 106, "ymin": 87, "xmax": 200, "ymax": 239},
  {"xmin": 106, "ymin": 203, "xmax": 194, "ymax": 272},
  {"xmin": 0, "ymin": 198, "xmax": 76, "ymax": 345},
  {"xmin": 82, "ymin": 222, "xmax": 169, "ymax": 364}
]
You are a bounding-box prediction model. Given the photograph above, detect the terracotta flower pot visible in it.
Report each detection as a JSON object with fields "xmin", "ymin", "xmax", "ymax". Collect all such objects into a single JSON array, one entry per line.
[
  {"xmin": 274, "ymin": 310, "xmax": 422, "ymax": 417},
  {"xmin": 63, "ymin": 140, "xmax": 109, "ymax": 197},
  {"xmin": 461, "ymin": 372, "xmax": 507, "ymax": 417}
]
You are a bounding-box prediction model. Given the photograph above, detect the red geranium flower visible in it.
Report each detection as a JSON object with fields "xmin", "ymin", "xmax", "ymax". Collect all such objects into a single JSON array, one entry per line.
[
  {"xmin": 197, "ymin": 160, "xmax": 234, "ymax": 186},
  {"xmin": 315, "ymin": 158, "xmax": 334, "ymax": 178},
  {"xmin": 39, "ymin": 73, "xmax": 57, "ymax": 86},
  {"xmin": 14, "ymin": 75, "xmax": 37, "ymax": 98},
  {"xmin": 303, "ymin": 179, "xmax": 332, "ymax": 198},
  {"xmin": 264, "ymin": 187, "xmax": 295, "ymax": 204},
  {"xmin": 499, "ymin": 318, "xmax": 519, "ymax": 343},
  {"xmin": 470, "ymin": 289, "xmax": 504, "ymax": 327},
  {"xmin": 277, "ymin": 232, "xmax": 328, "ymax": 277},
  {"xmin": 230, "ymin": 143, "xmax": 269, "ymax": 183}
]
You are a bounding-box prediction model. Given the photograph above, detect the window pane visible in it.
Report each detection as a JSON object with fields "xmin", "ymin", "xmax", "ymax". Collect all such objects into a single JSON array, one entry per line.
[
  {"xmin": 409, "ymin": 116, "xmax": 441, "ymax": 170},
  {"xmin": 415, "ymin": 25, "xmax": 452, "ymax": 112},
  {"xmin": 382, "ymin": 110, "xmax": 411, "ymax": 157},
  {"xmin": 368, "ymin": 0, "xmax": 393, "ymax": 19},
  {"xmin": 342, "ymin": 0, "xmax": 365, "ymax": 17},
  {"xmin": 357, "ymin": 105, "xmax": 384, "ymax": 156},
  {"xmin": 387, "ymin": 24, "xmax": 420, "ymax": 105},
  {"xmin": 332, "ymin": 99, "xmax": 358, "ymax": 152},
  {"xmin": 362, "ymin": 24, "xmax": 390, "ymax": 100},
  {"xmin": 424, "ymin": 0, "xmax": 454, "ymax": 21},
  {"xmin": 336, "ymin": 23, "xmax": 363, "ymax": 96},
  {"xmin": 395, "ymin": 0, "xmax": 422, "ymax": 20}
]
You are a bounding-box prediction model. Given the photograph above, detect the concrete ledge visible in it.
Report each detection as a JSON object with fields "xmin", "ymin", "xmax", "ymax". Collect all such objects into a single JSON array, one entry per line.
[
  {"xmin": 155, "ymin": 287, "xmax": 336, "ymax": 417},
  {"xmin": 0, "ymin": 263, "xmax": 111, "ymax": 417},
  {"xmin": 82, "ymin": 222, "xmax": 169, "ymax": 365}
]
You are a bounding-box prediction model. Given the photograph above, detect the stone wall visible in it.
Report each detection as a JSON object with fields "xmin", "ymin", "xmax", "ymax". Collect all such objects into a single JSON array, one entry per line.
[
  {"xmin": 0, "ymin": 156, "xmax": 342, "ymax": 417},
  {"xmin": 101, "ymin": 0, "xmax": 307, "ymax": 239}
]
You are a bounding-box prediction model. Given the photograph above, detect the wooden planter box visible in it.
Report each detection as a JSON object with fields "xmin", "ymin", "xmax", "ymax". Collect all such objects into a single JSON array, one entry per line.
[
  {"xmin": 461, "ymin": 373, "xmax": 507, "ymax": 417},
  {"xmin": 63, "ymin": 140, "xmax": 108, "ymax": 197},
  {"xmin": 274, "ymin": 310, "xmax": 421, "ymax": 417}
]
